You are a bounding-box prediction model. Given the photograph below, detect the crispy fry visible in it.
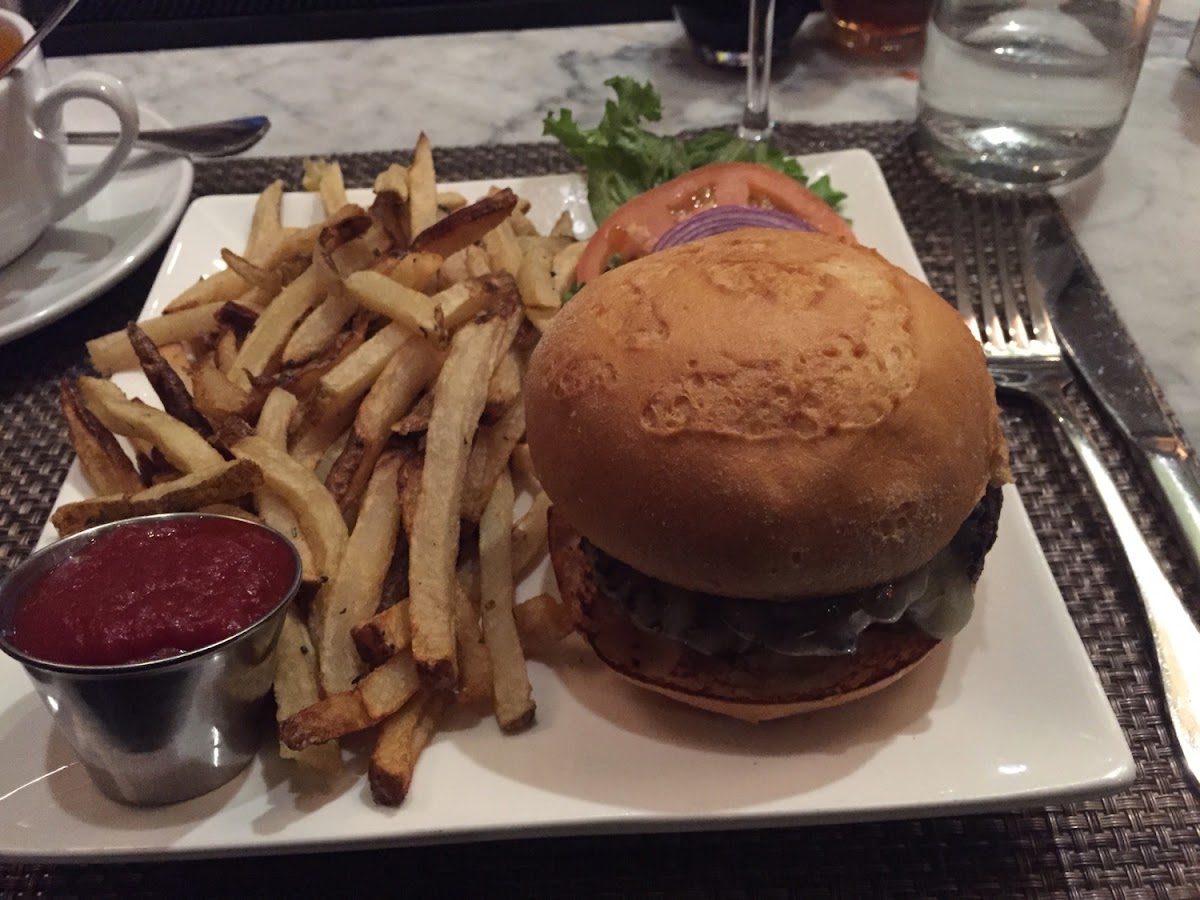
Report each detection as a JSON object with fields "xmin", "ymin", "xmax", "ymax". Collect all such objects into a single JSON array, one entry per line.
[
  {"xmin": 481, "ymin": 219, "xmax": 522, "ymax": 276},
  {"xmin": 552, "ymin": 241, "xmax": 586, "ymax": 298},
  {"xmin": 163, "ymin": 269, "xmax": 249, "ymax": 315},
  {"xmin": 230, "ymin": 434, "xmax": 349, "ymax": 580},
  {"xmin": 454, "ymin": 584, "xmax": 492, "ymax": 709},
  {"xmin": 371, "ymin": 251, "xmax": 443, "ymax": 293},
  {"xmin": 58, "ymin": 377, "xmax": 143, "ymax": 496},
  {"xmin": 51, "ymin": 459, "xmax": 262, "ymax": 536},
  {"xmin": 353, "ymin": 599, "xmax": 411, "ymax": 668},
  {"xmin": 515, "ymin": 592, "xmax": 577, "ymax": 657},
  {"xmin": 479, "ymin": 470, "xmax": 535, "ymax": 732},
  {"xmin": 517, "ymin": 242, "xmax": 560, "ymax": 310},
  {"xmin": 549, "ymin": 210, "xmax": 576, "ymax": 239},
  {"xmin": 483, "ymin": 349, "xmax": 521, "ymax": 419},
  {"xmin": 373, "ymin": 163, "xmax": 409, "ymax": 198},
  {"xmin": 275, "ymin": 313, "xmax": 368, "ymax": 402},
  {"xmin": 436, "ymin": 191, "xmax": 467, "ymax": 211},
  {"xmin": 313, "ymin": 453, "xmax": 405, "ymax": 694},
  {"xmin": 433, "ymin": 271, "xmax": 519, "ymax": 332},
  {"xmin": 512, "ymin": 488, "xmax": 551, "ymax": 579},
  {"xmin": 344, "ymin": 270, "xmax": 439, "ymax": 337},
  {"xmin": 406, "ymin": 133, "xmax": 437, "ymax": 239},
  {"xmin": 303, "ymin": 158, "xmax": 349, "ymax": 217},
  {"xmin": 325, "ymin": 340, "xmax": 439, "ymax": 513},
  {"xmin": 156, "ymin": 342, "xmax": 194, "ymax": 395},
  {"xmin": 245, "ymin": 179, "xmax": 284, "ymax": 264},
  {"xmin": 369, "ymin": 690, "xmax": 448, "ymax": 806},
  {"xmin": 192, "ymin": 357, "xmax": 253, "ymax": 424},
  {"xmin": 88, "ymin": 303, "xmax": 224, "ymax": 374},
  {"xmin": 390, "ymin": 391, "xmax": 433, "ymax": 437},
  {"xmin": 461, "ymin": 396, "xmax": 525, "ymax": 522},
  {"xmin": 220, "ymin": 248, "xmax": 282, "ymax": 295},
  {"xmin": 78, "ymin": 377, "xmax": 224, "ymax": 473},
  {"xmin": 215, "ymin": 300, "xmax": 260, "ymax": 338},
  {"xmin": 274, "ymin": 607, "xmax": 342, "ymax": 772},
  {"xmin": 232, "ymin": 265, "xmax": 335, "ymax": 386},
  {"xmin": 309, "ymin": 323, "xmax": 423, "ymax": 428},
  {"xmin": 282, "ymin": 285, "xmax": 358, "ymax": 366},
  {"xmin": 127, "ymin": 323, "xmax": 212, "ymax": 437},
  {"xmin": 252, "ymin": 389, "xmax": 318, "ymax": 580},
  {"xmin": 409, "ymin": 189, "xmax": 517, "ymax": 259},
  {"xmin": 408, "ymin": 301, "xmax": 521, "ymax": 684}
]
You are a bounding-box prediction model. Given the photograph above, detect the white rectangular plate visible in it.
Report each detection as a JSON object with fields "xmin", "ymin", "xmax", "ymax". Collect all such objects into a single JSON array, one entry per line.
[{"xmin": 0, "ymin": 150, "xmax": 1133, "ymax": 861}]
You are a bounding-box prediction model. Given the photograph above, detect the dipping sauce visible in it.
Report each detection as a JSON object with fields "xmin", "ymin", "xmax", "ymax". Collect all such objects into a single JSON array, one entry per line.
[{"xmin": 8, "ymin": 517, "xmax": 296, "ymax": 666}]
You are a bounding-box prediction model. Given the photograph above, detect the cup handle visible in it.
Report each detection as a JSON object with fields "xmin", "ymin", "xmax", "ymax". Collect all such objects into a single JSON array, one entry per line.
[{"xmin": 33, "ymin": 71, "xmax": 139, "ymax": 222}]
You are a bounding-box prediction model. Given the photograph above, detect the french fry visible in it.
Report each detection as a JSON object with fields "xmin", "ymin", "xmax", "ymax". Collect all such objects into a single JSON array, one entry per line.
[
  {"xmin": 344, "ymin": 270, "xmax": 439, "ymax": 337},
  {"xmin": 58, "ymin": 377, "xmax": 143, "ymax": 496},
  {"xmin": 220, "ymin": 248, "xmax": 282, "ymax": 295},
  {"xmin": 549, "ymin": 210, "xmax": 576, "ymax": 239},
  {"xmin": 127, "ymin": 323, "xmax": 213, "ymax": 437},
  {"xmin": 436, "ymin": 191, "xmax": 467, "ymax": 212},
  {"xmin": 406, "ymin": 133, "xmax": 437, "ymax": 239},
  {"xmin": 373, "ymin": 163, "xmax": 409, "ymax": 198},
  {"xmin": 282, "ymin": 285, "xmax": 358, "ymax": 366},
  {"xmin": 280, "ymin": 653, "xmax": 421, "ymax": 749},
  {"xmin": 407, "ymin": 305, "xmax": 520, "ymax": 685},
  {"xmin": 432, "ymin": 272, "xmax": 517, "ymax": 332},
  {"xmin": 274, "ymin": 607, "xmax": 342, "ymax": 772},
  {"xmin": 353, "ymin": 599, "xmax": 411, "ymax": 667},
  {"xmin": 191, "ymin": 357, "xmax": 253, "ymax": 424},
  {"xmin": 479, "ymin": 470, "xmax": 535, "ymax": 732},
  {"xmin": 551, "ymin": 241, "xmax": 587, "ymax": 298},
  {"xmin": 303, "ymin": 158, "xmax": 348, "ymax": 217},
  {"xmin": 514, "ymin": 592, "xmax": 577, "ymax": 657},
  {"xmin": 309, "ymin": 322, "xmax": 421, "ymax": 427},
  {"xmin": 516, "ymin": 242, "xmax": 560, "ymax": 310},
  {"xmin": 483, "ymin": 349, "xmax": 521, "ymax": 418},
  {"xmin": 512, "ymin": 488, "xmax": 551, "ymax": 579},
  {"xmin": 163, "ymin": 269, "xmax": 249, "ymax": 315},
  {"xmin": 313, "ymin": 453, "xmax": 405, "ymax": 694},
  {"xmin": 461, "ymin": 396, "xmax": 525, "ymax": 522},
  {"xmin": 325, "ymin": 341, "xmax": 440, "ymax": 513},
  {"xmin": 156, "ymin": 342, "xmax": 194, "ymax": 395},
  {"xmin": 369, "ymin": 690, "xmax": 448, "ymax": 806},
  {"xmin": 454, "ymin": 583, "xmax": 492, "ymax": 709},
  {"xmin": 51, "ymin": 459, "xmax": 262, "ymax": 536},
  {"xmin": 481, "ymin": 220, "xmax": 522, "ymax": 276},
  {"xmin": 253, "ymin": 389, "xmax": 318, "ymax": 581},
  {"xmin": 372, "ymin": 251, "xmax": 443, "ymax": 293},
  {"xmin": 232, "ymin": 265, "xmax": 334, "ymax": 386},
  {"xmin": 244, "ymin": 179, "xmax": 284, "ymax": 264},
  {"xmin": 78, "ymin": 377, "xmax": 224, "ymax": 473},
  {"xmin": 87, "ymin": 303, "xmax": 224, "ymax": 374},
  {"xmin": 409, "ymin": 189, "xmax": 517, "ymax": 259},
  {"xmin": 230, "ymin": 434, "xmax": 349, "ymax": 580},
  {"xmin": 391, "ymin": 391, "xmax": 433, "ymax": 437}
]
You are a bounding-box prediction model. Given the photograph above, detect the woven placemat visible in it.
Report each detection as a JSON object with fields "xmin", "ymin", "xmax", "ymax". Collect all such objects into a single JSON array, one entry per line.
[{"xmin": 3, "ymin": 121, "xmax": 1200, "ymax": 899}]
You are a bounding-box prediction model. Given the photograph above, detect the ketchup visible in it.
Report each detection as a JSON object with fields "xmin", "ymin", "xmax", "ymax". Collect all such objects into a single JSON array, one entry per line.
[{"xmin": 8, "ymin": 518, "xmax": 296, "ymax": 666}]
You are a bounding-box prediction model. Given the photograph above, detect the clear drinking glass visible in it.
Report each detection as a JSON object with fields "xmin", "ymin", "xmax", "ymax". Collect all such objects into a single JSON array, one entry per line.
[
  {"xmin": 916, "ymin": 0, "xmax": 1161, "ymax": 187},
  {"xmin": 740, "ymin": 0, "xmax": 777, "ymax": 143}
]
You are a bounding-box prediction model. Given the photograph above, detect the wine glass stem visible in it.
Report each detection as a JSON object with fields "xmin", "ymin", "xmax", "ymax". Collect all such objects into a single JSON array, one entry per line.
[{"xmin": 739, "ymin": 0, "xmax": 776, "ymax": 143}]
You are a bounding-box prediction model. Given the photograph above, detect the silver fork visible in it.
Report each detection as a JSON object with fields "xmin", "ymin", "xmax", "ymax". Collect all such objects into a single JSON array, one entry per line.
[{"xmin": 953, "ymin": 196, "xmax": 1200, "ymax": 790}]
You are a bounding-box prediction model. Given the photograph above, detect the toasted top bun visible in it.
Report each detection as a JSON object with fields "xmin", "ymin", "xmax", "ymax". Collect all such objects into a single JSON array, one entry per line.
[{"xmin": 525, "ymin": 229, "xmax": 1010, "ymax": 599}]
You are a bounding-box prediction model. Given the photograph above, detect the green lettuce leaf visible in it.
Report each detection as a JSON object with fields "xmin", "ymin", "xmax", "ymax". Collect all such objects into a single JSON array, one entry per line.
[{"xmin": 543, "ymin": 77, "xmax": 847, "ymax": 224}]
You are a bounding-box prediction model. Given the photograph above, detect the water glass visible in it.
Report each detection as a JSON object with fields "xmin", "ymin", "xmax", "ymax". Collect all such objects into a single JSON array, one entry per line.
[{"xmin": 916, "ymin": 0, "xmax": 1161, "ymax": 187}]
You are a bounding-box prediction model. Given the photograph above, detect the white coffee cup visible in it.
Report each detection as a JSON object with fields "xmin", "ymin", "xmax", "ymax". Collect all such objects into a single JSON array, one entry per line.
[{"xmin": 0, "ymin": 10, "xmax": 139, "ymax": 268}]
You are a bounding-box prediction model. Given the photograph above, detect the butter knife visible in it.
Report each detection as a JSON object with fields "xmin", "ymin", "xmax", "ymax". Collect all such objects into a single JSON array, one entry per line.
[{"xmin": 1024, "ymin": 211, "xmax": 1200, "ymax": 584}]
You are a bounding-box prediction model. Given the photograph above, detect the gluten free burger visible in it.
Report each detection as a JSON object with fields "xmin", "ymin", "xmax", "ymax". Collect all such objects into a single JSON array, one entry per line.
[{"xmin": 525, "ymin": 228, "xmax": 1011, "ymax": 721}]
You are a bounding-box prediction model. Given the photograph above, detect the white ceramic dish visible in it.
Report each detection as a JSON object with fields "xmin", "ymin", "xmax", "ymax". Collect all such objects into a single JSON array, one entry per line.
[
  {"xmin": 0, "ymin": 104, "xmax": 193, "ymax": 347},
  {"xmin": 0, "ymin": 151, "xmax": 1134, "ymax": 861}
]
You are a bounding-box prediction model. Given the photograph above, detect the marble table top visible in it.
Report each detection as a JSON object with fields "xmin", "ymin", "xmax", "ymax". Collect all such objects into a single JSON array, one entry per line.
[{"xmin": 49, "ymin": 2, "xmax": 1200, "ymax": 446}]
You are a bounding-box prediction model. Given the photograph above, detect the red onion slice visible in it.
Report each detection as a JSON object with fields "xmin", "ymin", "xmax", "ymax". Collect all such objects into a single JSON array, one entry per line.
[{"xmin": 652, "ymin": 205, "xmax": 816, "ymax": 252}]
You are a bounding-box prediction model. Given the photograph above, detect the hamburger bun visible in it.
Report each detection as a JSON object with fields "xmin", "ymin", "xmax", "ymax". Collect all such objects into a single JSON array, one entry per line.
[{"xmin": 526, "ymin": 228, "xmax": 1010, "ymax": 599}]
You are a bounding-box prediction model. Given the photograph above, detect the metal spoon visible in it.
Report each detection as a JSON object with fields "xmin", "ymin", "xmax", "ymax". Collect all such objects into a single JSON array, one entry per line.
[
  {"xmin": 66, "ymin": 115, "xmax": 271, "ymax": 158},
  {"xmin": 0, "ymin": 0, "xmax": 80, "ymax": 80}
]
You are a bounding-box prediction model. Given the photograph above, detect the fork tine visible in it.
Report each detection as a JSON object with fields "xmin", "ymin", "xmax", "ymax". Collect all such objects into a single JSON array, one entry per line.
[
  {"xmin": 990, "ymin": 198, "xmax": 1029, "ymax": 348},
  {"xmin": 1012, "ymin": 199, "xmax": 1058, "ymax": 348},
  {"xmin": 969, "ymin": 196, "xmax": 1005, "ymax": 349},
  {"xmin": 951, "ymin": 199, "xmax": 981, "ymax": 343}
]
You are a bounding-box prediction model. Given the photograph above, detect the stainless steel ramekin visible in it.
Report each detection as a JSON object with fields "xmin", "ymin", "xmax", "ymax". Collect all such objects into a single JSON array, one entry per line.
[{"xmin": 0, "ymin": 513, "xmax": 301, "ymax": 806}]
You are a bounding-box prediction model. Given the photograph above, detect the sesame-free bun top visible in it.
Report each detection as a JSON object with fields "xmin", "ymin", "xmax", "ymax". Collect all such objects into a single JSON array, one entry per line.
[{"xmin": 525, "ymin": 229, "xmax": 1010, "ymax": 599}]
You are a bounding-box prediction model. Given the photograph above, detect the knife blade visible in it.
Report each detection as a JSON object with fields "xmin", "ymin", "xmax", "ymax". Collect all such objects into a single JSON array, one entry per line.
[{"xmin": 1023, "ymin": 210, "xmax": 1200, "ymax": 581}]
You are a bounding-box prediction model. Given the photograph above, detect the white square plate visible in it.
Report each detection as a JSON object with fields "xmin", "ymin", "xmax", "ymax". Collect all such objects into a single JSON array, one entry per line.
[{"xmin": 0, "ymin": 150, "xmax": 1133, "ymax": 861}]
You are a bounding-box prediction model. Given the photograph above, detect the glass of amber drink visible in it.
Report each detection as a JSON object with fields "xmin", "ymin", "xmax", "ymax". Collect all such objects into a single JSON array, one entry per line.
[{"xmin": 821, "ymin": 0, "xmax": 933, "ymax": 56}]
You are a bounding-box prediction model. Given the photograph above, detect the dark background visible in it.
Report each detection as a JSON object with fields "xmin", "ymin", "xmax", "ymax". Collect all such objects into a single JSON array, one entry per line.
[{"xmin": 22, "ymin": 0, "xmax": 678, "ymax": 55}]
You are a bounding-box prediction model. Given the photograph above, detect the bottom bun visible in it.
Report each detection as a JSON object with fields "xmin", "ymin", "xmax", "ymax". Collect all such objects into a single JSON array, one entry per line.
[{"xmin": 548, "ymin": 507, "xmax": 940, "ymax": 723}]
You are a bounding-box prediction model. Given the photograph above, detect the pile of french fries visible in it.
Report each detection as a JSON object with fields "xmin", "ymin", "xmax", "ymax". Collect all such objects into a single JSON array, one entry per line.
[{"xmin": 52, "ymin": 135, "xmax": 583, "ymax": 805}]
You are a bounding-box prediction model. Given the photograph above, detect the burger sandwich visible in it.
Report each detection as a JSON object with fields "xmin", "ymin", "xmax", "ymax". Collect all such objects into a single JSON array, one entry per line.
[{"xmin": 524, "ymin": 228, "xmax": 1011, "ymax": 722}]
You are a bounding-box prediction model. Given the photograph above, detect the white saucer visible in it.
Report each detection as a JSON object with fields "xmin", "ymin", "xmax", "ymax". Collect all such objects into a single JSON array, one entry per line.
[{"xmin": 0, "ymin": 103, "xmax": 194, "ymax": 347}]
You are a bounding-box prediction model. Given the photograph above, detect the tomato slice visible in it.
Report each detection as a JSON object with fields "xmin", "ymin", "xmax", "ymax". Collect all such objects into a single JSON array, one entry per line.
[{"xmin": 575, "ymin": 162, "xmax": 853, "ymax": 285}]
